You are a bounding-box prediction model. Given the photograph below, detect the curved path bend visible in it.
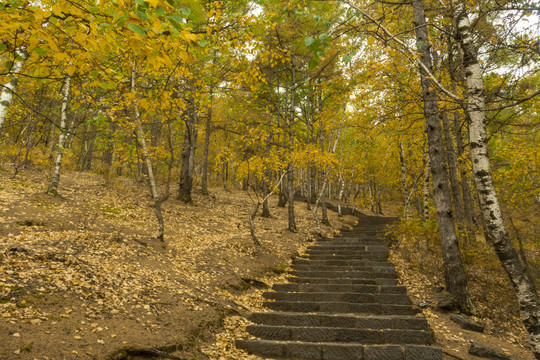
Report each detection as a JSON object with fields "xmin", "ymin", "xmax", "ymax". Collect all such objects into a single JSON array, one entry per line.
[{"xmin": 236, "ymin": 213, "xmax": 442, "ymax": 360}]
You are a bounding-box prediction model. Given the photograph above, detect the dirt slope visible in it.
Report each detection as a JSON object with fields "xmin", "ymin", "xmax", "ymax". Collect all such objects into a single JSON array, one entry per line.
[{"xmin": 0, "ymin": 166, "xmax": 355, "ymax": 359}]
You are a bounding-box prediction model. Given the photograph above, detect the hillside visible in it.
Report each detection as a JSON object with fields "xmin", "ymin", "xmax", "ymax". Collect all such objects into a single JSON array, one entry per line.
[{"xmin": 0, "ymin": 166, "xmax": 356, "ymax": 359}]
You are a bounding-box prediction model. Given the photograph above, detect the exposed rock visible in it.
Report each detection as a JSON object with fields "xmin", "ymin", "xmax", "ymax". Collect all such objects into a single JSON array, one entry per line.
[
  {"xmin": 469, "ymin": 342, "xmax": 513, "ymax": 359},
  {"xmin": 451, "ymin": 314, "xmax": 485, "ymax": 333},
  {"xmin": 434, "ymin": 291, "xmax": 455, "ymax": 311}
]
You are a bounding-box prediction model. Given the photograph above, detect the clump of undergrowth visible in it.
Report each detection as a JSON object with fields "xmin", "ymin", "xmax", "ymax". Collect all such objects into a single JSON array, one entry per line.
[{"xmin": 388, "ymin": 217, "xmax": 532, "ymax": 346}]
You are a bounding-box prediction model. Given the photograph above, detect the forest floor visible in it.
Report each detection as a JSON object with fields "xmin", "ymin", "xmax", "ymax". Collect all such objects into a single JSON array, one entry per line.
[{"xmin": 0, "ymin": 165, "xmax": 536, "ymax": 360}]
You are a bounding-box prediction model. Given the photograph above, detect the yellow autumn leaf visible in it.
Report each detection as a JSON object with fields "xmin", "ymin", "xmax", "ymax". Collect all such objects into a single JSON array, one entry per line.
[
  {"xmin": 66, "ymin": 66, "xmax": 76, "ymax": 76},
  {"xmin": 180, "ymin": 31, "xmax": 198, "ymax": 43}
]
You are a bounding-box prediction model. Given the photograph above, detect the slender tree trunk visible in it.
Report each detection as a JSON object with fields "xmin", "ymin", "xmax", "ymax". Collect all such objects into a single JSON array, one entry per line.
[
  {"xmin": 412, "ymin": 0, "xmax": 472, "ymax": 312},
  {"xmin": 454, "ymin": 111, "xmax": 477, "ymax": 231},
  {"xmin": 455, "ymin": 8, "xmax": 540, "ymax": 355},
  {"xmin": 262, "ymin": 82, "xmax": 274, "ymax": 218},
  {"xmin": 201, "ymin": 82, "xmax": 215, "ymax": 195},
  {"xmin": 178, "ymin": 97, "xmax": 198, "ymax": 203},
  {"xmin": 131, "ymin": 67, "xmax": 171, "ymax": 242},
  {"xmin": 0, "ymin": 47, "xmax": 27, "ymax": 134},
  {"xmin": 337, "ymin": 173, "xmax": 345, "ymax": 216},
  {"xmin": 399, "ymin": 140, "xmax": 412, "ymax": 218},
  {"xmin": 312, "ymin": 177, "xmax": 327, "ymax": 236},
  {"xmin": 441, "ymin": 111, "xmax": 464, "ymax": 225},
  {"xmin": 422, "ymin": 152, "xmax": 431, "ymax": 218},
  {"xmin": 369, "ymin": 182, "xmax": 375, "ymax": 213},
  {"xmin": 287, "ymin": 42, "xmax": 297, "ymax": 233},
  {"xmin": 352, "ymin": 188, "xmax": 359, "ymax": 215},
  {"xmin": 48, "ymin": 75, "xmax": 71, "ymax": 195},
  {"xmin": 376, "ymin": 184, "xmax": 383, "ymax": 214}
]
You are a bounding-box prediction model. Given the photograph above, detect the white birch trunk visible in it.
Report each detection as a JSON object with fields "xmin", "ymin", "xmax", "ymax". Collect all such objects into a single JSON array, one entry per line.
[
  {"xmin": 48, "ymin": 75, "xmax": 71, "ymax": 195},
  {"xmin": 337, "ymin": 173, "xmax": 345, "ymax": 216},
  {"xmin": 455, "ymin": 7, "xmax": 540, "ymax": 357},
  {"xmin": 0, "ymin": 47, "xmax": 27, "ymax": 132},
  {"xmin": 131, "ymin": 67, "xmax": 165, "ymax": 241},
  {"xmin": 399, "ymin": 140, "xmax": 412, "ymax": 218}
]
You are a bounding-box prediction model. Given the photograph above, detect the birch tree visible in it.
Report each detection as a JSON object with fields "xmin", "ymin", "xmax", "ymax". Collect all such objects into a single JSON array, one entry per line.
[
  {"xmin": 453, "ymin": 5, "xmax": 540, "ymax": 355},
  {"xmin": 48, "ymin": 75, "xmax": 71, "ymax": 195},
  {"xmin": 0, "ymin": 47, "xmax": 27, "ymax": 134},
  {"xmin": 411, "ymin": 0, "xmax": 472, "ymax": 312}
]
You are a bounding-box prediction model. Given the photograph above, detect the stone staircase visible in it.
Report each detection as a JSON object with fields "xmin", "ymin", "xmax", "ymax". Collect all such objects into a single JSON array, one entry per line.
[{"xmin": 236, "ymin": 214, "xmax": 442, "ymax": 359}]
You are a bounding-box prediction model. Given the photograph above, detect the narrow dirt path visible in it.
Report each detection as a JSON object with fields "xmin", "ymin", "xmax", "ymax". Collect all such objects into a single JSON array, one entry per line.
[{"xmin": 236, "ymin": 213, "xmax": 442, "ymax": 359}]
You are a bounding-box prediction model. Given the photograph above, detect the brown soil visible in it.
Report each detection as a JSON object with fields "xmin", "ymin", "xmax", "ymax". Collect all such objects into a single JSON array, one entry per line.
[{"xmin": 0, "ymin": 165, "xmax": 356, "ymax": 359}]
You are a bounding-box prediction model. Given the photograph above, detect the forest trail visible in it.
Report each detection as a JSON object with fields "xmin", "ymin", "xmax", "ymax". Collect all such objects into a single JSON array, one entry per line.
[{"xmin": 236, "ymin": 213, "xmax": 442, "ymax": 359}]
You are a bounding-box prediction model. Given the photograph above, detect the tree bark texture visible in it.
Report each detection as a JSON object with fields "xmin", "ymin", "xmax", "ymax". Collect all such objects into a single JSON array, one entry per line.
[
  {"xmin": 412, "ymin": 0, "xmax": 472, "ymax": 312},
  {"xmin": 441, "ymin": 111, "xmax": 465, "ymax": 226},
  {"xmin": 131, "ymin": 67, "xmax": 167, "ymax": 241},
  {"xmin": 454, "ymin": 112, "xmax": 477, "ymax": 231},
  {"xmin": 48, "ymin": 75, "xmax": 71, "ymax": 195},
  {"xmin": 0, "ymin": 47, "xmax": 27, "ymax": 133},
  {"xmin": 287, "ymin": 43, "xmax": 297, "ymax": 233},
  {"xmin": 178, "ymin": 97, "xmax": 198, "ymax": 203},
  {"xmin": 455, "ymin": 7, "xmax": 540, "ymax": 356}
]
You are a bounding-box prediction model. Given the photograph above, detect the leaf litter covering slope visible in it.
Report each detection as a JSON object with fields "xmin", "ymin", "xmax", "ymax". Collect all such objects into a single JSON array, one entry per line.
[
  {"xmin": 0, "ymin": 168, "xmax": 355, "ymax": 359},
  {"xmin": 389, "ymin": 241, "xmax": 536, "ymax": 360}
]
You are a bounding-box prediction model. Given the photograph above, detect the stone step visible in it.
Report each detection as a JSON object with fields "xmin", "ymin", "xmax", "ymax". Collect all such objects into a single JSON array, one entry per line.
[
  {"xmin": 236, "ymin": 339, "xmax": 442, "ymax": 360},
  {"xmin": 263, "ymin": 301, "xmax": 420, "ymax": 315},
  {"xmin": 292, "ymin": 265, "xmax": 396, "ymax": 273},
  {"xmin": 308, "ymin": 244, "xmax": 388, "ymax": 251},
  {"xmin": 263, "ymin": 292, "xmax": 412, "ymax": 305},
  {"xmin": 292, "ymin": 259, "xmax": 393, "ymax": 267},
  {"xmin": 272, "ymin": 283, "xmax": 407, "ymax": 294},
  {"xmin": 320, "ymin": 237, "xmax": 384, "ymax": 244},
  {"xmin": 287, "ymin": 277, "xmax": 399, "ymax": 285},
  {"xmin": 306, "ymin": 249, "xmax": 389, "ymax": 255},
  {"xmin": 300, "ymin": 253, "xmax": 388, "ymax": 260},
  {"xmin": 289, "ymin": 270, "xmax": 397, "ymax": 279},
  {"xmin": 250, "ymin": 312, "xmax": 429, "ymax": 331},
  {"xmin": 247, "ymin": 325, "xmax": 431, "ymax": 344},
  {"xmin": 308, "ymin": 244, "xmax": 387, "ymax": 250}
]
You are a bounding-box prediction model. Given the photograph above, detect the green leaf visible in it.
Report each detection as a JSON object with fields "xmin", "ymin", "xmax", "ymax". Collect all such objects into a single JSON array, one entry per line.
[
  {"xmin": 4, "ymin": 60, "xmax": 13, "ymax": 69},
  {"xmin": 308, "ymin": 59, "xmax": 318, "ymax": 69},
  {"xmin": 305, "ymin": 37, "xmax": 316, "ymax": 47},
  {"xmin": 167, "ymin": 14, "xmax": 184, "ymax": 23},
  {"xmin": 127, "ymin": 23, "xmax": 146, "ymax": 37},
  {"xmin": 135, "ymin": 0, "xmax": 145, "ymax": 5},
  {"xmin": 89, "ymin": 6, "xmax": 99, "ymax": 13},
  {"xmin": 135, "ymin": 10, "xmax": 149, "ymax": 20},
  {"xmin": 319, "ymin": 33, "xmax": 328, "ymax": 41},
  {"xmin": 344, "ymin": 55, "xmax": 352, "ymax": 64},
  {"xmin": 156, "ymin": 6, "xmax": 165, "ymax": 15},
  {"xmin": 197, "ymin": 40, "xmax": 208, "ymax": 47},
  {"xmin": 0, "ymin": 43, "xmax": 7, "ymax": 53}
]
